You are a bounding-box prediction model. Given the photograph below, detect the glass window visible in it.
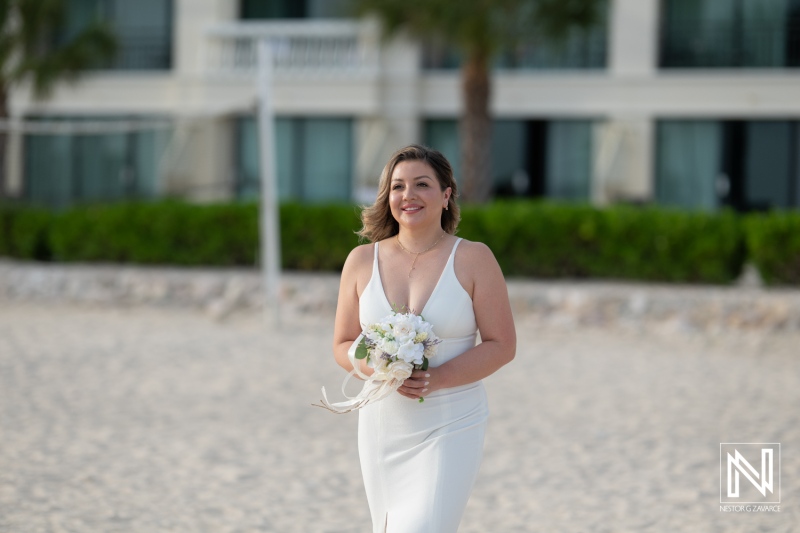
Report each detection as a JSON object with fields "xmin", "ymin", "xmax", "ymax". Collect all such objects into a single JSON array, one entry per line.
[
  {"xmin": 25, "ymin": 133, "xmax": 73, "ymax": 208},
  {"xmin": 62, "ymin": 0, "xmax": 173, "ymax": 70},
  {"xmin": 424, "ymin": 120, "xmax": 461, "ymax": 182},
  {"xmin": 240, "ymin": 0, "xmax": 349, "ymax": 19},
  {"xmin": 656, "ymin": 121, "xmax": 722, "ymax": 210},
  {"xmin": 236, "ymin": 116, "xmax": 353, "ymax": 202},
  {"xmin": 546, "ymin": 121, "xmax": 593, "ymax": 200},
  {"xmin": 492, "ymin": 121, "xmax": 528, "ymax": 193},
  {"xmin": 424, "ymin": 118, "xmax": 593, "ymax": 200},
  {"xmin": 656, "ymin": 119, "xmax": 800, "ymax": 211},
  {"xmin": 661, "ymin": 0, "xmax": 800, "ymax": 68},
  {"xmin": 24, "ymin": 117, "xmax": 169, "ymax": 208},
  {"xmin": 741, "ymin": 121, "xmax": 797, "ymax": 210},
  {"xmin": 301, "ymin": 119, "xmax": 353, "ymax": 201},
  {"xmin": 423, "ymin": 1, "xmax": 608, "ymax": 70}
]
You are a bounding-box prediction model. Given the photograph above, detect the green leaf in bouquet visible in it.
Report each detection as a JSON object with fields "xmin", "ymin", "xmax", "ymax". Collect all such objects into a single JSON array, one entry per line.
[
  {"xmin": 354, "ymin": 338, "xmax": 369, "ymax": 360},
  {"xmin": 421, "ymin": 357, "xmax": 429, "ymax": 371}
]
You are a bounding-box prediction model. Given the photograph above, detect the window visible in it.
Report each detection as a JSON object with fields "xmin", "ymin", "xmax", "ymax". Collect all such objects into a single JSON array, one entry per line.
[
  {"xmin": 24, "ymin": 117, "xmax": 170, "ymax": 208},
  {"xmin": 240, "ymin": 0, "xmax": 349, "ymax": 19},
  {"xmin": 423, "ymin": 1, "xmax": 608, "ymax": 70},
  {"xmin": 236, "ymin": 117, "xmax": 353, "ymax": 202},
  {"xmin": 660, "ymin": 0, "xmax": 800, "ymax": 68},
  {"xmin": 424, "ymin": 118, "xmax": 593, "ymax": 200},
  {"xmin": 64, "ymin": 0, "xmax": 173, "ymax": 70},
  {"xmin": 655, "ymin": 121, "xmax": 722, "ymax": 210},
  {"xmin": 656, "ymin": 120, "xmax": 800, "ymax": 211}
]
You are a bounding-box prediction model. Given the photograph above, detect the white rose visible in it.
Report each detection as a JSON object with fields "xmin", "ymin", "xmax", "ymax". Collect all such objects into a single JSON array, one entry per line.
[
  {"xmin": 379, "ymin": 338, "xmax": 399, "ymax": 356},
  {"xmin": 365, "ymin": 329, "xmax": 382, "ymax": 344},
  {"xmin": 386, "ymin": 360, "xmax": 413, "ymax": 381},
  {"xmin": 368, "ymin": 348, "xmax": 386, "ymax": 368},
  {"xmin": 392, "ymin": 316, "xmax": 417, "ymax": 344},
  {"xmin": 417, "ymin": 319, "xmax": 433, "ymax": 336},
  {"xmin": 397, "ymin": 341, "xmax": 424, "ymax": 365},
  {"xmin": 379, "ymin": 314, "xmax": 397, "ymax": 332}
]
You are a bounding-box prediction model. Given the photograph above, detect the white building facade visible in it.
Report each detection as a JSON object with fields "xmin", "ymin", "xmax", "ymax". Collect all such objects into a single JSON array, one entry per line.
[{"xmin": 8, "ymin": 0, "xmax": 800, "ymax": 211}]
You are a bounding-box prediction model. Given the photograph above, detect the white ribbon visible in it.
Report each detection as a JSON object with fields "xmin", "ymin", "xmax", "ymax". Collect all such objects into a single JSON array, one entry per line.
[{"xmin": 313, "ymin": 334, "xmax": 406, "ymax": 414}]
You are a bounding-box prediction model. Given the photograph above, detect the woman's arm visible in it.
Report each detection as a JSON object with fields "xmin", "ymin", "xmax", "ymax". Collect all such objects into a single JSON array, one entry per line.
[
  {"xmin": 397, "ymin": 241, "xmax": 516, "ymax": 399},
  {"xmin": 332, "ymin": 245, "xmax": 373, "ymax": 375}
]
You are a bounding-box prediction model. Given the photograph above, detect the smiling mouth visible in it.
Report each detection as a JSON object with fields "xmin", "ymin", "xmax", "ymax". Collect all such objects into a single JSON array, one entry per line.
[{"xmin": 402, "ymin": 206, "xmax": 422, "ymax": 212}]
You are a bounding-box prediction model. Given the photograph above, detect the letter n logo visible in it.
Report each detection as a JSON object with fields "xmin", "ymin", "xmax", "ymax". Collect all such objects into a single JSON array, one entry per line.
[{"xmin": 720, "ymin": 443, "xmax": 780, "ymax": 504}]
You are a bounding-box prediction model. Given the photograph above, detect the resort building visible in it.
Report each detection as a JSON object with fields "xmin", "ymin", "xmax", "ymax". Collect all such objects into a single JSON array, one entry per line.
[{"xmin": 7, "ymin": 0, "xmax": 800, "ymax": 211}]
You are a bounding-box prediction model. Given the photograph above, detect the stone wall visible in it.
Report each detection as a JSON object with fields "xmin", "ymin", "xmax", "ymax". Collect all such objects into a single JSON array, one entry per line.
[{"xmin": 2, "ymin": 260, "xmax": 800, "ymax": 333}]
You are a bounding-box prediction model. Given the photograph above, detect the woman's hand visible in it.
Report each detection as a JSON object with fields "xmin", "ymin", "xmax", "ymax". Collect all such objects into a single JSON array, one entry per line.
[{"xmin": 397, "ymin": 369, "xmax": 436, "ymax": 400}]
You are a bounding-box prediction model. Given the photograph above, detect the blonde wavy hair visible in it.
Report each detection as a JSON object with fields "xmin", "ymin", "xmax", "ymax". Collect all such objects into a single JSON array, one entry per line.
[{"xmin": 358, "ymin": 144, "xmax": 460, "ymax": 243}]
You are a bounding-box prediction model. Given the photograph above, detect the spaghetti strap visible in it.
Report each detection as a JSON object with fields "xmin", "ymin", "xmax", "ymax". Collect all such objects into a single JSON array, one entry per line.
[{"xmin": 451, "ymin": 237, "xmax": 463, "ymax": 258}]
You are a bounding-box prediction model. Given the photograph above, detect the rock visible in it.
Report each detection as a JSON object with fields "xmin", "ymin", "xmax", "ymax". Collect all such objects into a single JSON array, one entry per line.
[{"xmin": 2, "ymin": 259, "xmax": 800, "ymax": 333}]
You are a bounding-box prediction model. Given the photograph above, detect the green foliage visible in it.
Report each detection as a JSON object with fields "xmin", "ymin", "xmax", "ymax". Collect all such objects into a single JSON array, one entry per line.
[
  {"xmin": 3, "ymin": 200, "xmax": 797, "ymax": 286},
  {"xmin": 2, "ymin": 0, "xmax": 117, "ymax": 99},
  {"xmin": 49, "ymin": 201, "xmax": 259, "ymax": 266},
  {"xmin": 280, "ymin": 203, "xmax": 362, "ymax": 270},
  {"xmin": 28, "ymin": 201, "xmax": 358, "ymax": 270},
  {"xmin": 0, "ymin": 204, "xmax": 53, "ymax": 259},
  {"xmin": 744, "ymin": 211, "xmax": 800, "ymax": 285},
  {"xmin": 458, "ymin": 201, "xmax": 745, "ymax": 283}
]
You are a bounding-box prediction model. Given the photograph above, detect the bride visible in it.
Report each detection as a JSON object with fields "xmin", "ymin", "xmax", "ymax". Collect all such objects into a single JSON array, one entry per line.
[{"xmin": 332, "ymin": 144, "xmax": 516, "ymax": 532}]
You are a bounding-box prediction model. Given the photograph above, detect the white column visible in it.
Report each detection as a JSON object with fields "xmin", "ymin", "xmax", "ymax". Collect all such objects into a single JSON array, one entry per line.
[
  {"xmin": 4, "ymin": 118, "xmax": 23, "ymax": 197},
  {"xmin": 593, "ymin": 117, "xmax": 654, "ymax": 203},
  {"xmin": 609, "ymin": 0, "xmax": 659, "ymax": 76},
  {"xmin": 174, "ymin": 0, "xmax": 237, "ymax": 76},
  {"xmin": 374, "ymin": 34, "xmax": 422, "ymax": 177},
  {"xmin": 170, "ymin": 0, "xmax": 238, "ymax": 202},
  {"xmin": 257, "ymin": 40, "xmax": 281, "ymax": 325},
  {"xmin": 596, "ymin": 0, "xmax": 660, "ymax": 203}
]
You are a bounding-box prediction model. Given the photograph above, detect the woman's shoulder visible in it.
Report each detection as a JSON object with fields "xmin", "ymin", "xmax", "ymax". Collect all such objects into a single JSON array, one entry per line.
[
  {"xmin": 454, "ymin": 237, "xmax": 501, "ymax": 276},
  {"xmin": 344, "ymin": 242, "xmax": 375, "ymax": 269},
  {"xmin": 455, "ymin": 237, "xmax": 495, "ymax": 262},
  {"xmin": 451, "ymin": 238, "xmax": 501, "ymax": 296},
  {"xmin": 341, "ymin": 243, "xmax": 376, "ymax": 294}
]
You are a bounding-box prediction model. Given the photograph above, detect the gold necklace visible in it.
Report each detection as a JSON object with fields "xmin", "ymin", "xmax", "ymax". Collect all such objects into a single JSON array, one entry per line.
[{"xmin": 396, "ymin": 232, "xmax": 446, "ymax": 278}]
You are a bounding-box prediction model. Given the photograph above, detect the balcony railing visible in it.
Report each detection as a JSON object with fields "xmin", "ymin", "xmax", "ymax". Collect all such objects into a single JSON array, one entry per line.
[{"xmin": 204, "ymin": 21, "xmax": 380, "ymax": 78}]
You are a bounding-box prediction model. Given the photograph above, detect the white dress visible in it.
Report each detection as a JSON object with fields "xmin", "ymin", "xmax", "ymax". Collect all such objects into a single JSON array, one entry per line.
[{"xmin": 358, "ymin": 238, "xmax": 489, "ymax": 533}]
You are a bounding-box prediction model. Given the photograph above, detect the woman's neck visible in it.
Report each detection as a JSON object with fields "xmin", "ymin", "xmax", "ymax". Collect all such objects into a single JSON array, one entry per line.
[{"xmin": 396, "ymin": 226, "xmax": 446, "ymax": 252}]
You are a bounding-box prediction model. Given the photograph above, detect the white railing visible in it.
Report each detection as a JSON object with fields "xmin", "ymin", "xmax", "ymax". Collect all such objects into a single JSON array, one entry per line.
[{"xmin": 204, "ymin": 20, "xmax": 380, "ymax": 78}]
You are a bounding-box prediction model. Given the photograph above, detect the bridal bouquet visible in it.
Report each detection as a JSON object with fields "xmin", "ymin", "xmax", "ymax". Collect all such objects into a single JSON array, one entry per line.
[{"xmin": 315, "ymin": 311, "xmax": 441, "ymax": 414}]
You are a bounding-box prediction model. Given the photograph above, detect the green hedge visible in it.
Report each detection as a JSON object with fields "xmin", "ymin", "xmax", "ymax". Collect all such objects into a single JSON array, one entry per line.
[
  {"xmin": 744, "ymin": 211, "xmax": 800, "ymax": 285},
  {"xmin": 458, "ymin": 202, "xmax": 744, "ymax": 283},
  {"xmin": 41, "ymin": 201, "xmax": 361, "ymax": 270},
  {"xmin": 0, "ymin": 205, "xmax": 52, "ymax": 260},
  {"xmin": 0, "ymin": 200, "xmax": 796, "ymax": 285},
  {"xmin": 48, "ymin": 201, "xmax": 259, "ymax": 265}
]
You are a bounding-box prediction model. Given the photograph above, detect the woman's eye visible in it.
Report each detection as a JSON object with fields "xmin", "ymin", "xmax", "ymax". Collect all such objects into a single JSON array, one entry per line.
[{"xmin": 418, "ymin": 183, "xmax": 428, "ymax": 187}]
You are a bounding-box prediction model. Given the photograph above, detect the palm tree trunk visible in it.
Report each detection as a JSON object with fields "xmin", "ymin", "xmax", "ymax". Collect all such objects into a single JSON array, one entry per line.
[
  {"xmin": 0, "ymin": 84, "xmax": 7, "ymax": 199},
  {"xmin": 459, "ymin": 51, "xmax": 492, "ymax": 203}
]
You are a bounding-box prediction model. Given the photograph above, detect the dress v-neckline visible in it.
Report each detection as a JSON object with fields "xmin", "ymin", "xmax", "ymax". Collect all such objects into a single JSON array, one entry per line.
[{"xmin": 374, "ymin": 238, "xmax": 460, "ymax": 317}]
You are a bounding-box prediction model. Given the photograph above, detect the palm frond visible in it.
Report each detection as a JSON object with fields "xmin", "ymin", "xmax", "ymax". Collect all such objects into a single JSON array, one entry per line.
[{"xmin": 2, "ymin": 0, "xmax": 117, "ymax": 99}]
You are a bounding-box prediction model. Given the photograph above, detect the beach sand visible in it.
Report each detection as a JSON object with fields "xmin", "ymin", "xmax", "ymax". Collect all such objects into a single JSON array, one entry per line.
[{"xmin": 0, "ymin": 302, "xmax": 797, "ymax": 532}]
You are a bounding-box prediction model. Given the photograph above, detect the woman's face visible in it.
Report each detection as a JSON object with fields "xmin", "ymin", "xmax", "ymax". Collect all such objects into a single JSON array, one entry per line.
[{"xmin": 388, "ymin": 160, "xmax": 451, "ymax": 231}]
